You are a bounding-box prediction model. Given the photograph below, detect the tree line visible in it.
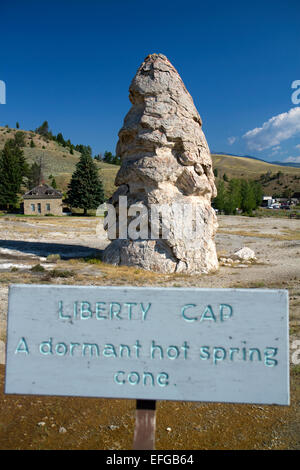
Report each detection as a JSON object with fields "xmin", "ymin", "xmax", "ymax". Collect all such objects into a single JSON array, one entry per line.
[
  {"xmin": 0, "ymin": 131, "xmax": 59, "ymax": 207},
  {"xmin": 0, "ymin": 131, "xmax": 105, "ymax": 214},
  {"xmin": 94, "ymin": 151, "xmax": 121, "ymax": 166},
  {"xmin": 35, "ymin": 120, "xmax": 93, "ymax": 156},
  {"xmin": 213, "ymin": 178, "xmax": 263, "ymax": 215},
  {"xmin": 36, "ymin": 121, "xmax": 120, "ymax": 165}
]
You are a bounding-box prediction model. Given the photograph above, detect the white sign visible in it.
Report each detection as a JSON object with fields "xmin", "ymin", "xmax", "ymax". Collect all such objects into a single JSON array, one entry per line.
[{"xmin": 5, "ymin": 285, "xmax": 289, "ymax": 405}]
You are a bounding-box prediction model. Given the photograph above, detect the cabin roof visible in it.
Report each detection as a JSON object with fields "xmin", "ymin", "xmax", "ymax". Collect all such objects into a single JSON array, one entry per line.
[{"xmin": 23, "ymin": 184, "xmax": 62, "ymax": 199}]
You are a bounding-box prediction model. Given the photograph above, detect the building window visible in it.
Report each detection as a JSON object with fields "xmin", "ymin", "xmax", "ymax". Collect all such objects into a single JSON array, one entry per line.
[
  {"xmin": 31, "ymin": 204, "xmax": 35, "ymax": 212},
  {"xmin": 37, "ymin": 203, "xmax": 41, "ymax": 214},
  {"xmin": 46, "ymin": 203, "xmax": 51, "ymax": 211}
]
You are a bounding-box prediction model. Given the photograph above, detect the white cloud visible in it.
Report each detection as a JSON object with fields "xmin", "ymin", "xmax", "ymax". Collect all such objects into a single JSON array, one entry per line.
[
  {"xmin": 227, "ymin": 136, "xmax": 237, "ymax": 145},
  {"xmin": 243, "ymin": 107, "xmax": 300, "ymax": 151},
  {"xmin": 295, "ymin": 144, "xmax": 300, "ymax": 150},
  {"xmin": 270, "ymin": 145, "xmax": 281, "ymax": 155},
  {"xmin": 284, "ymin": 156, "xmax": 300, "ymax": 163}
]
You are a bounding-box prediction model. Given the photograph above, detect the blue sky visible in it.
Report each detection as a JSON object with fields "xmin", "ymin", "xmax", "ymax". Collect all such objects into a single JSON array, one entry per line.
[{"xmin": 0, "ymin": 0, "xmax": 300, "ymax": 163}]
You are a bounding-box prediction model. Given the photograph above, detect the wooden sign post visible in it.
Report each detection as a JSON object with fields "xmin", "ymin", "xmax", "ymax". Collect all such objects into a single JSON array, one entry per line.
[
  {"xmin": 133, "ymin": 400, "xmax": 156, "ymax": 450},
  {"xmin": 5, "ymin": 285, "xmax": 289, "ymax": 449}
]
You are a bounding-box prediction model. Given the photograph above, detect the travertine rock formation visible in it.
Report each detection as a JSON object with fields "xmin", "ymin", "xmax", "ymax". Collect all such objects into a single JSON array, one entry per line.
[{"xmin": 102, "ymin": 53, "xmax": 219, "ymax": 274}]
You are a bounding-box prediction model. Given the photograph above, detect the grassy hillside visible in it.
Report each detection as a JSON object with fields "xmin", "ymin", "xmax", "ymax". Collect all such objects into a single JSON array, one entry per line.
[
  {"xmin": 0, "ymin": 126, "xmax": 118, "ymax": 198},
  {"xmin": 212, "ymin": 153, "xmax": 300, "ymax": 177},
  {"xmin": 212, "ymin": 154, "xmax": 300, "ymax": 196},
  {"xmin": 1, "ymin": 126, "xmax": 299, "ymax": 199}
]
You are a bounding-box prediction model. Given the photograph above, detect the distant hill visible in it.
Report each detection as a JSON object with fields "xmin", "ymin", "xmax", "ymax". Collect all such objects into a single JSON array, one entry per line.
[
  {"xmin": 212, "ymin": 153, "xmax": 300, "ymax": 196},
  {"xmin": 213, "ymin": 151, "xmax": 300, "ymax": 168},
  {"xmin": 1, "ymin": 126, "xmax": 299, "ymax": 199},
  {"xmin": 212, "ymin": 153, "xmax": 300, "ymax": 176},
  {"xmin": 213, "ymin": 152, "xmax": 300, "ymax": 169},
  {"xmin": 271, "ymin": 161, "xmax": 300, "ymax": 168}
]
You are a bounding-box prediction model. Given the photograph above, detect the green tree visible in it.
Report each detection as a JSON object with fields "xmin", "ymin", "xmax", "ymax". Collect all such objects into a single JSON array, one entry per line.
[
  {"xmin": 49, "ymin": 174, "xmax": 57, "ymax": 189},
  {"xmin": 213, "ymin": 180, "xmax": 226, "ymax": 212},
  {"xmin": 67, "ymin": 150, "xmax": 105, "ymax": 215},
  {"xmin": 0, "ymin": 140, "xmax": 28, "ymax": 207},
  {"xmin": 251, "ymin": 181, "xmax": 263, "ymax": 207},
  {"xmin": 14, "ymin": 131, "xmax": 26, "ymax": 148},
  {"xmin": 27, "ymin": 161, "xmax": 43, "ymax": 189},
  {"xmin": 75, "ymin": 144, "xmax": 92, "ymax": 156},
  {"xmin": 103, "ymin": 150, "xmax": 121, "ymax": 166},
  {"xmin": 56, "ymin": 132, "xmax": 66, "ymax": 146},
  {"xmin": 30, "ymin": 139, "xmax": 35, "ymax": 148},
  {"xmin": 103, "ymin": 151, "xmax": 113, "ymax": 163},
  {"xmin": 35, "ymin": 120, "xmax": 50, "ymax": 136},
  {"xmin": 16, "ymin": 122, "xmax": 20, "ymax": 129},
  {"xmin": 240, "ymin": 180, "xmax": 256, "ymax": 215},
  {"xmin": 224, "ymin": 178, "xmax": 242, "ymax": 214}
]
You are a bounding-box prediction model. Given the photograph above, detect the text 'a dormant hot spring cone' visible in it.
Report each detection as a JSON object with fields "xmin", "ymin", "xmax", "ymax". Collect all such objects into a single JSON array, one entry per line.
[{"xmin": 102, "ymin": 53, "xmax": 219, "ymax": 274}]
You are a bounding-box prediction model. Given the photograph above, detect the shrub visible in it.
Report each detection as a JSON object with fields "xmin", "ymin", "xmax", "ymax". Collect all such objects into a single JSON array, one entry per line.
[
  {"xmin": 31, "ymin": 264, "xmax": 46, "ymax": 273},
  {"xmin": 46, "ymin": 254, "xmax": 61, "ymax": 263},
  {"xmin": 49, "ymin": 269, "xmax": 74, "ymax": 278}
]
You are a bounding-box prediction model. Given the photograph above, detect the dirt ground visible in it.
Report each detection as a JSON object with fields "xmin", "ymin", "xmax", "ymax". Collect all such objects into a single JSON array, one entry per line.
[{"xmin": 0, "ymin": 214, "xmax": 299, "ymax": 450}]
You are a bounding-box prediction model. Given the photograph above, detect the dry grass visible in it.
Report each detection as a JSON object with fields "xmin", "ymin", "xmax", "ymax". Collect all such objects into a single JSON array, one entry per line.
[
  {"xmin": 218, "ymin": 229, "xmax": 300, "ymax": 241},
  {"xmin": 212, "ymin": 153, "xmax": 300, "ymax": 177}
]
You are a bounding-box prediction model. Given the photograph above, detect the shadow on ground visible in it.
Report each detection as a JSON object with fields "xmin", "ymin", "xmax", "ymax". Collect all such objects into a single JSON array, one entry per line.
[{"xmin": 0, "ymin": 240, "xmax": 103, "ymax": 260}]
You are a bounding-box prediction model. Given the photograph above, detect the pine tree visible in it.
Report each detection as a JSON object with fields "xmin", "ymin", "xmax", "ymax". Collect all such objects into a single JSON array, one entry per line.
[
  {"xmin": 0, "ymin": 140, "xmax": 28, "ymax": 206},
  {"xmin": 49, "ymin": 175, "xmax": 57, "ymax": 189},
  {"xmin": 36, "ymin": 121, "xmax": 49, "ymax": 136},
  {"xmin": 56, "ymin": 132, "xmax": 66, "ymax": 146},
  {"xmin": 241, "ymin": 180, "xmax": 256, "ymax": 215},
  {"xmin": 67, "ymin": 150, "xmax": 105, "ymax": 215},
  {"xmin": 213, "ymin": 180, "xmax": 226, "ymax": 212},
  {"xmin": 14, "ymin": 131, "xmax": 26, "ymax": 148},
  {"xmin": 27, "ymin": 160, "xmax": 43, "ymax": 189},
  {"xmin": 224, "ymin": 178, "xmax": 242, "ymax": 214}
]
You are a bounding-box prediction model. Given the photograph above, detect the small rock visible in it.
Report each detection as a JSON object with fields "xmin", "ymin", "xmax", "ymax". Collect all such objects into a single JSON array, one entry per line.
[
  {"xmin": 233, "ymin": 247, "xmax": 256, "ymax": 261},
  {"xmin": 166, "ymin": 427, "xmax": 172, "ymax": 432},
  {"xmin": 59, "ymin": 426, "xmax": 67, "ymax": 433},
  {"xmin": 108, "ymin": 425, "xmax": 119, "ymax": 430}
]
